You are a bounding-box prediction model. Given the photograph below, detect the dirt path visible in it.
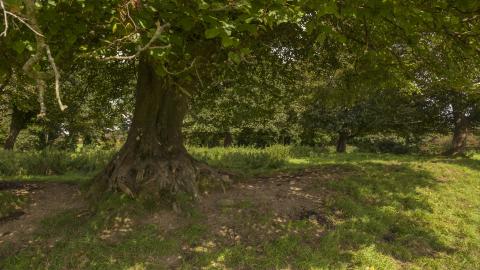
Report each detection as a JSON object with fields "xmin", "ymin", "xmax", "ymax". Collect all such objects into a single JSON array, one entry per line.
[{"xmin": 0, "ymin": 183, "xmax": 86, "ymax": 249}]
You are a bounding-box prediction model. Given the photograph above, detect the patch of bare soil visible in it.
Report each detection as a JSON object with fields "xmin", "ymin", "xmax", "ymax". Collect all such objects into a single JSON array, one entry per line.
[
  {"xmin": 0, "ymin": 183, "xmax": 86, "ymax": 250},
  {"xmin": 195, "ymin": 165, "xmax": 352, "ymax": 248}
]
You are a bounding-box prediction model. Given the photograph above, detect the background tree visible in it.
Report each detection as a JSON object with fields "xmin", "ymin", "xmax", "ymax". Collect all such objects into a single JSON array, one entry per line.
[{"xmin": 412, "ymin": 34, "xmax": 480, "ymax": 155}]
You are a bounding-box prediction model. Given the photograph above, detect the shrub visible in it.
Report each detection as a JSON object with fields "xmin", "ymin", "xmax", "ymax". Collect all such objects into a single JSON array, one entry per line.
[
  {"xmin": 352, "ymin": 135, "xmax": 416, "ymax": 154},
  {"xmin": 288, "ymin": 145, "xmax": 330, "ymax": 158}
]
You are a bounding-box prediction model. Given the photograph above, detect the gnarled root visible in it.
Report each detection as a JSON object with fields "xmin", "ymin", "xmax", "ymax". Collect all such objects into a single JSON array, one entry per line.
[{"xmin": 90, "ymin": 151, "xmax": 231, "ymax": 202}]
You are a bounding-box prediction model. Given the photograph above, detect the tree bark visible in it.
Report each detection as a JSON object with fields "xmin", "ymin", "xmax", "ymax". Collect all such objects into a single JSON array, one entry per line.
[
  {"xmin": 223, "ymin": 131, "xmax": 233, "ymax": 147},
  {"xmin": 3, "ymin": 106, "xmax": 34, "ymax": 150},
  {"xmin": 92, "ymin": 56, "xmax": 226, "ymax": 200},
  {"xmin": 336, "ymin": 132, "xmax": 348, "ymax": 153},
  {"xmin": 445, "ymin": 112, "xmax": 469, "ymax": 156}
]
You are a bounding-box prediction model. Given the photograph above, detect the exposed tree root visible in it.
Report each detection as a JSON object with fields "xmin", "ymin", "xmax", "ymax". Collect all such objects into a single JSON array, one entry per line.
[{"xmin": 91, "ymin": 151, "xmax": 231, "ymax": 202}]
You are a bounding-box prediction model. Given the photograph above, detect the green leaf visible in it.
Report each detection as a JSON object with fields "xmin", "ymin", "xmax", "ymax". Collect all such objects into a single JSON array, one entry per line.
[
  {"xmin": 228, "ymin": 52, "xmax": 241, "ymax": 64},
  {"xmin": 240, "ymin": 47, "xmax": 251, "ymax": 55},
  {"xmin": 197, "ymin": 0, "xmax": 209, "ymax": 10},
  {"xmin": 237, "ymin": 23, "xmax": 257, "ymax": 33},
  {"xmin": 315, "ymin": 32, "xmax": 326, "ymax": 45},
  {"xmin": 221, "ymin": 36, "xmax": 240, "ymax": 48},
  {"xmin": 179, "ymin": 17, "xmax": 194, "ymax": 31},
  {"xmin": 12, "ymin": 40, "xmax": 26, "ymax": 54},
  {"xmin": 5, "ymin": 0, "xmax": 22, "ymax": 6},
  {"xmin": 205, "ymin": 28, "xmax": 221, "ymax": 39}
]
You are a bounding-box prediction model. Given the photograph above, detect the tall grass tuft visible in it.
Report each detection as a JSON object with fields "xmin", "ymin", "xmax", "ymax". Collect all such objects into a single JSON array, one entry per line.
[
  {"xmin": 0, "ymin": 145, "xmax": 331, "ymax": 178},
  {"xmin": 188, "ymin": 144, "xmax": 328, "ymax": 171},
  {"xmin": 0, "ymin": 147, "xmax": 115, "ymax": 177}
]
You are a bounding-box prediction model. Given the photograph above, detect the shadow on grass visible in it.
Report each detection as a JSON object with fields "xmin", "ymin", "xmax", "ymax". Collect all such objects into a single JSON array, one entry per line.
[
  {"xmin": 432, "ymin": 156, "xmax": 480, "ymax": 172},
  {"xmin": 188, "ymin": 161, "xmax": 453, "ymax": 269},
  {"xmin": 323, "ymin": 162, "xmax": 451, "ymax": 262}
]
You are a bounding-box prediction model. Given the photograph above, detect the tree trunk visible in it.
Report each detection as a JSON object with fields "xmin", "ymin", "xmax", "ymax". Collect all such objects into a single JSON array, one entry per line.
[
  {"xmin": 223, "ymin": 131, "xmax": 233, "ymax": 147},
  {"xmin": 336, "ymin": 132, "xmax": 348, "ymax": 153},
  {"xmin": 92, "ymin": 56, "xmax": 226, "ymax": 200},
  {"xmin": 3, "ymin": 106, "xmax": 34, "ymax": 150},
  {"xmin": 445, "ymin": 112, "xmax": 469, "ymax": 156}
]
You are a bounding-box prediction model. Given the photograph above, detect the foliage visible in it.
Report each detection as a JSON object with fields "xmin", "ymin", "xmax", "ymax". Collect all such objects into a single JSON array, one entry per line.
[
  {"xmin": 352, "ymin": 134, "xmax": 419, "ymax": 154},
  {"xmin": 1, "ymin": 0, "xmax": 480, "ymax": 156}
]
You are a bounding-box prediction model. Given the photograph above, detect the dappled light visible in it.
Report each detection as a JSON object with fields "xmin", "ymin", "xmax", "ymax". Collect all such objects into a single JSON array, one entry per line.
[
  {"xmin": 1, "ymin": 151, "xmax": 480, "ymax": 269},
  {"xmin": 1, "ymin": 0, "xmax": 480, "ymax": 268}
]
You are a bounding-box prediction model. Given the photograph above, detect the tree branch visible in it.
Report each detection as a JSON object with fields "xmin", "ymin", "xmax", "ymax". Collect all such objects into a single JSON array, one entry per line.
[
  {"xmin": 46, "ymin": 45, "xmax": 67, "ymax": 111},
  {"xmin": 101, "ymin": 21, "xmax": 170, "ymax": 61},
  {"xmin": 0, "ymin": 0, "xmax": 45, "ymax": 38},
  {"xmin": 0, "ymin": 0, "xmax": 7, "ymax": 37},
  {"xmin": 21, "ymin": 0, "xmax": 64, "ymax": 116},
  {"xmin": 5, "ymin": 10, "xmax": 44, "ymax": 37},
  {"xmin": 164, "ymin": 57, "xmax": 197, "ymax": 76}
]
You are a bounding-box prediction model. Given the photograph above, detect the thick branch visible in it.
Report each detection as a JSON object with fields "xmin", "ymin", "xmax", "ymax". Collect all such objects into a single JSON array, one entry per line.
[
  {"xmin": 45, "ymin": 45, "xmax": 67, "ymax": 111},
  {"xmin": 19, "ymin": 0, "xmax": 65, "ymax": 115}
]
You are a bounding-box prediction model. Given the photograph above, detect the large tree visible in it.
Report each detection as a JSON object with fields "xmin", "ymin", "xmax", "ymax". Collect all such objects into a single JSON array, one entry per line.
[{"xmin": 1, "ymin": 0, "xmax": 479, "ymax": 200}]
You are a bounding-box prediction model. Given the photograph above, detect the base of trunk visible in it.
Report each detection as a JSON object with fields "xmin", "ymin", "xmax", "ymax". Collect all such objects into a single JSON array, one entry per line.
[
  {"xmin": 443, "ymin": 128, "xmax": 468, "ymax": 156},
  {"xmin": 90, "ymin": 149, "xmax": 230, "ymax": 201},
  {"xmin": 3, "ymin": 107, "xmax": 35, "ymax": 150},
  {"xmin": 223, "ymin": 132, "xmax": 233, "ymax": 147},
  {"xmin": 336, "ymin": 133, "xmax": 348, "ymax": 153}
]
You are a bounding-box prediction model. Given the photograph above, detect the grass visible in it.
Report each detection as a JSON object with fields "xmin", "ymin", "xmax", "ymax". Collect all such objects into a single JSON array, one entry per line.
[
  {"xmin": 0, "ymin": 190, "xmax": 28, "ymax": 220},
  {"xmin": 1, "ymin": 148, "xmax": 480, "ymax": 269},
  {"xmin": 0, "ymin": 148, "xmax": 114, "ymax": 179},
  {"xmin": 0, "ymin": 173, "xmax": 93, "ymax": 183}
]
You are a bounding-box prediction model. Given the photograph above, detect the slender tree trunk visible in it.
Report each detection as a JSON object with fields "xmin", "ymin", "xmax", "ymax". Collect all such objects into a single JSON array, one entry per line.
[
  {"xmin": 3, "ymin": 106, "xmax": 34, "ymax": 150},
  {"xmin": 223, "ymin": 131, "xmax": 233, "ymax": 147},
  {"xmin": 336, "ymin": 132, "xmax": 348, "ymax": 153},
  {"xmin": 92, "ymin": 56, "xmax": 226, "ymax": 200},
  {"xmin": 445, "ymin": 112, "xmax": 469, "ymax": 156},
  {"xmin": 83, "ymin": 134, "xmax": 93, "ymax": 145}
]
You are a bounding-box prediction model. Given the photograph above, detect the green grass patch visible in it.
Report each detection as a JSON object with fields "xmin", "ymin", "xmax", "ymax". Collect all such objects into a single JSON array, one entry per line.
[
  {"xmin": 0, "ymin": 148, "xmax": 114, "ymax": 178},
  {"xmin": 1, "ymin": 149, "xmax": 480, "ymax": 269},
  {"xmin": 0, "ymin": 190, "xmax": 28, "ymax": 220}
]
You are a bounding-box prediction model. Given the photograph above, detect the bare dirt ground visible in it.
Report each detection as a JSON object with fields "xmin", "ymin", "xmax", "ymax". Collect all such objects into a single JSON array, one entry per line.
[
  {"xmin": 143, "ymin": 166, "xmax": 352, "ymax": 268},
  {"xmin": 197, "ymin": 166, "xmax": 350, "ymax": 245},
  {"xmin": 0, "ymin": 166, "xmax": 352, "ymax": 267},
  {"xmin": 0, "ymin": 183, "xmax": 86, "ymax": 249}
]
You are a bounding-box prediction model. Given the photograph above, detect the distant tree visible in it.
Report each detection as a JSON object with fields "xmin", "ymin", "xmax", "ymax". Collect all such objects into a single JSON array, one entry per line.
[
  {"xmin": 186, "ymin": 58, "xmax": 304, "ymax": 147},
  {"xmin": 413, "ymin": 35, "xmax": 480, "ymax": 155}
]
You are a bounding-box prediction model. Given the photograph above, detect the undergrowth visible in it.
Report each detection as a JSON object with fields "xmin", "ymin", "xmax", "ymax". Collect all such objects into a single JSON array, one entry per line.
[{"xmin": 0, "ymin": 147, "xmax": 114, "ymax": 178}]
